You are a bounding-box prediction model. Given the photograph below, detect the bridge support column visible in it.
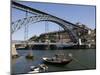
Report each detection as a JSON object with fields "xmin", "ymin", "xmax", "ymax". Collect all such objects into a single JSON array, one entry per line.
[{"xmin": 12, "ymin": 44, "xmax": 19, "ymax": 58}]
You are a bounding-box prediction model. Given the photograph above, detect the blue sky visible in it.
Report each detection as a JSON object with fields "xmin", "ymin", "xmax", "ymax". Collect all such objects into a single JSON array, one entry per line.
[{"xmin": 12, "ymin": 1, "xmax": 96, "ymax": 40}]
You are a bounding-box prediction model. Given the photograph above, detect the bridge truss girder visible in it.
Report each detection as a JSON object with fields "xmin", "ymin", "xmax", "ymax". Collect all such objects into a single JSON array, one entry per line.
[
  {"xmin": 12, "ymin": 15, "xmax": 79, "ymax": 43},
  {"xmin": 12, "ymin": 1, "xmax": 86, "ymax": 44}
]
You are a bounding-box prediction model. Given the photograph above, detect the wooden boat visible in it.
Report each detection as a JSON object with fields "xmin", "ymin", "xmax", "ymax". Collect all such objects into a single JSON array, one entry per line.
[
  {"xmin": 25, "ymin": 54, "xmax": 34, "ymax": 59},
  {"xmin": 42, "ymin": 54, "xmax": 72, "ymax": 65},
  {"xmin": 25, "ymin": 51, "xmax": 34, "ymax": 59}
]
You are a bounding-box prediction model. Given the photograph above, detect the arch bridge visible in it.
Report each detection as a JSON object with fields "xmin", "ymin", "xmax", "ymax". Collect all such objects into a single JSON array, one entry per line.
[{"xmin": 12, "ymin": 1, "xmax": 88, "ymax": 45}]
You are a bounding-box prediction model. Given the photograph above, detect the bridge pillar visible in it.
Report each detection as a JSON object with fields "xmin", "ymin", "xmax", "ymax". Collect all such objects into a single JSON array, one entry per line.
[{"xmin": 12, "ymin": 44, "xmax": 19, "ymax": 58}]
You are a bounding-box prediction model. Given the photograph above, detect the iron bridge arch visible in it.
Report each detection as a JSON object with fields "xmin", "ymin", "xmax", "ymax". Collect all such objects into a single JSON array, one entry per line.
[
  {"xmin": 11, "ymin": 1, "xmax": 84, "ymax": 44},
  {"xmin": 12, "ymin": 15, "xmax": 79, "ymax": 43}
]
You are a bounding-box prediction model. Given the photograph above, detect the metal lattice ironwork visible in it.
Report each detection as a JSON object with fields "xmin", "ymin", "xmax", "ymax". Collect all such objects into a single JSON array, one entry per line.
[{"xmin": 11, "ymin": 1, "xmax": 88, "ymax": 43}]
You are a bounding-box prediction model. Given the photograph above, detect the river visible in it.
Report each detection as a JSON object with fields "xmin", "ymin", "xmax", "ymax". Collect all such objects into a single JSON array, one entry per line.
[{"xmin": 11, "ymin": 49, "xmax": 96, "ymax": 74}]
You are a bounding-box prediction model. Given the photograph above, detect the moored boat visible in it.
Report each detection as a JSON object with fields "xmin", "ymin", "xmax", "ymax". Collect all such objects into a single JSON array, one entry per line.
[
  {"xmin": 42, "ymin": 54, "xmax": 72, "ymax": 65},
  {"xmin": 25, "ymin": 50, "xmax": 34, "ymax": 59},
  {"xmin": 28, "ymin": 64, "xmax": 48, "ymax": 74}
]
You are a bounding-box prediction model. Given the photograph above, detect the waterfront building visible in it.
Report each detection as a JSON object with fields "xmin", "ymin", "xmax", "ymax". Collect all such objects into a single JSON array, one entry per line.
[{"xmin": 30, "ymin": 30, "xmax": 71, "ymax": 43}]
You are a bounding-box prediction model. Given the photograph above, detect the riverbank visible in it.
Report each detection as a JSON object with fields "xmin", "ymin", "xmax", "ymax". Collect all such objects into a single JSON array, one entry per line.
[{"xmin": 16, "ymin": 44, "xmax": 96, "ymax": 50}]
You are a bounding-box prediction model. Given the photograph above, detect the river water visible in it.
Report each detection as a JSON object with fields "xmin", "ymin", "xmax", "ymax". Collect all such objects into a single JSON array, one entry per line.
[{"xmin": 11, "ymin": 49, "xmax": 96, "ymax": 74}]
